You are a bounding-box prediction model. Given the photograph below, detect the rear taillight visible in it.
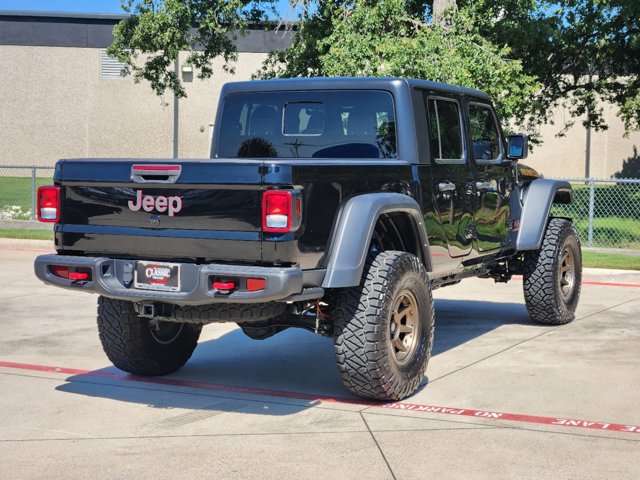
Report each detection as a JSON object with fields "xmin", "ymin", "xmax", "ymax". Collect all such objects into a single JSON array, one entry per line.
[
  {"xmin": 262, "ymin": 190, "xmax": 302, "ymax": 233},
  {"xmin": 37, "ymin": 186, "xmax": 61, "ymax": 223}
]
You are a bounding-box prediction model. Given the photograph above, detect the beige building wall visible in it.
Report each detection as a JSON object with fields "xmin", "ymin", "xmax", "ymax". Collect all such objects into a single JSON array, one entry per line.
[
  {"xmin": 0, "ymin": 45, "xmax": 267, "ymax": 166},
  {"xmin": 0, "ymin": 45, "xmax": 173, "ymax": 165},
  {"xmin": 523, "ymin": 102, "xmax": 640, "ymax": 179}
]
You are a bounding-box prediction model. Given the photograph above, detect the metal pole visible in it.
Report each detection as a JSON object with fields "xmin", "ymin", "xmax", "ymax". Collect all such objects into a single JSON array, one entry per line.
[
  {"xmin": 585, "ymin": 71, "xmax": 593, "ymax": 179},
  {"xmin": 31, "ymin": 167, "xmax": 36, "ymax": 220},
  {"xmin": 585, "ymin": 125, "xmax": 591, "ymax": 179},
  {"xmin": 172, "ymin": 58, "xmax": 179, "ymax": 159},
  {"xmin": 588, "ymin": 179, "xmax": 595, "ymax": 247}
]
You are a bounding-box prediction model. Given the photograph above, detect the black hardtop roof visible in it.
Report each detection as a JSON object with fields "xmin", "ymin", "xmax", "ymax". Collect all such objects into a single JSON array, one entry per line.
[{"xmin": 221, "ymin": 77, "xmax": 491, "ymax": 101}]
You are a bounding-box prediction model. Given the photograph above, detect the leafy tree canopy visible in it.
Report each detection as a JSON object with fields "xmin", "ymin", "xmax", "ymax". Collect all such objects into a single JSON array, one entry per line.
[
  {"xmin": 107, "ymin": 0, "xmax": 276, "ymax": 99},
  {"xmin": 463, "ymin": 0, "xmax": 640, "ymax": 133}
]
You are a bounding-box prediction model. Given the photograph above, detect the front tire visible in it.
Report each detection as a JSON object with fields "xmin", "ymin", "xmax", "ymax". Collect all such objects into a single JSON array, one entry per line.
[
  {"xmin": 97, "ymin": 296, "xmax": 201, "ymax": 376},
  {"xmin": 332, "ymin": 251, "xmax": 434, "ymax": 401},
  {"xmin": 523, "ymin": 218, "xmax": 582, "ymax": 325}
]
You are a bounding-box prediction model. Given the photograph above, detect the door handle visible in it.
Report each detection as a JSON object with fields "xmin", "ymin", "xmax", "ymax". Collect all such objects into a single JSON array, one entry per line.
[
  {"xmin": 438, "ymin": 182, "xmax": 456, "ymax": 192},
  {"xmin": 475, "ymin": 181, "xmax": 492, "ymax": 191}
]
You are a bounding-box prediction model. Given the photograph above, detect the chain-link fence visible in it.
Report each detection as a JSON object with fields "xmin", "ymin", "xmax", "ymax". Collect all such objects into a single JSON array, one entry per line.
[
  {"xmin": 551, "ymin": 178, "xmax": 640, "ymax": 249},
  {"xmin": 0, "ymin": 166, "xmax": 55, "ymax": 221},
  {"xmin": 0, "ymin": 166, "xmax": 638, "ymax": 248}
]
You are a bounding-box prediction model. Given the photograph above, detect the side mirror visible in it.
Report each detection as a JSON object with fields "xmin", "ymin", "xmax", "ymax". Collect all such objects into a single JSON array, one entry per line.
[{"xmin": 507, "ymin": 134, "xmax": 528, "ymax": 160}]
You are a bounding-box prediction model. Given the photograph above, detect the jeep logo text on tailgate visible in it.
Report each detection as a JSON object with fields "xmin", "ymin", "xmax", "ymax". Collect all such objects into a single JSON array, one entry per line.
[{"xmin": 128, "ymin": 190, "xmax": 182, "ymax": 217}]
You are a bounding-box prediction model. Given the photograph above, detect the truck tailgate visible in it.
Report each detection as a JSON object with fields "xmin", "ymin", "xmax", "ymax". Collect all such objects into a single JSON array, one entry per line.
[{"xmin": 55, "ymin": 159, "xmax": 265, "ymax": 263}]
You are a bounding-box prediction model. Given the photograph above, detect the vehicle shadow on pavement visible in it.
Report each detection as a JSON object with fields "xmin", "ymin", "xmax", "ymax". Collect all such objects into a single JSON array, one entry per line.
[
  {"xmin": 55, "ymin": 299, "xmax": 537, "ymax": 416},
  {"xmin": 432, "ymin": 299, "xmax": 532, "ymax": 355}
]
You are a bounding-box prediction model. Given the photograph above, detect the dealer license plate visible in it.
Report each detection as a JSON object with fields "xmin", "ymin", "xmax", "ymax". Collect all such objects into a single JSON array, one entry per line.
[{"xmin": 134, "ymin": 261, "xmax": 181, "ymax": 292}]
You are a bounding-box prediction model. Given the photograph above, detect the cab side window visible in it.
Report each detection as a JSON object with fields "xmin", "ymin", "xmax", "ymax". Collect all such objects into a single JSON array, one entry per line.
[
  {"xmin": 426, "ymin": 97, "xmax": 465, "ymax": 164},
  {"xmin": 468, "ymin": 103, "xmax": 502, "ymax": 162}
]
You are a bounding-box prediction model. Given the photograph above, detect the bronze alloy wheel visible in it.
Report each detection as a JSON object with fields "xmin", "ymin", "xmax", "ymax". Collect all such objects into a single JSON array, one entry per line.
[
  {"xmin": 333, "ymin": 251, "xmax": 434, "ymax": 400},
  {"xmin": 558, "ymin": 246, "xmax": 576, "ymax": 302},
  {"xmin": 389, "ymin": 289, "xmax": 420, "ymax": 365}
]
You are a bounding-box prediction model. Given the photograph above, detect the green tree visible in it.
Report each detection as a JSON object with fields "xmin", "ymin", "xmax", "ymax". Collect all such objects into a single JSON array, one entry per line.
[
  {"xmin": 107, "ymin": 0, "xmax": 276, "ymax": 98},
  {"xmin": 256, "ymin": 0, "xmax": 541, "ymax": 137},
  {"xmin": 459, "ymin": 0, "xmax": 640, "ymax": 133}
]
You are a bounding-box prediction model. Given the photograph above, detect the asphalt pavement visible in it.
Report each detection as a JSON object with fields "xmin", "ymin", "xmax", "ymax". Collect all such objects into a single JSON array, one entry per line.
[{"xmin": 1, "ymin": 240, "xmax": 639, "ymax": 479}]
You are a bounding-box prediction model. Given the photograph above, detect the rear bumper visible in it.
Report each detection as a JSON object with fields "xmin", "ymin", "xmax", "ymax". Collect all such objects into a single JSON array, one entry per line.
[{"xmin": 34, "ymin": 254, "xmax": 323, "ymax": 306}]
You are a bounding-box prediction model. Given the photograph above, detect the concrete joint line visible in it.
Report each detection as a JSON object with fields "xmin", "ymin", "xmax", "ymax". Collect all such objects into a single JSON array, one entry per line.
[{"xmin": 360, "ymin": 412, "xmax": 397, "ymax": 480}]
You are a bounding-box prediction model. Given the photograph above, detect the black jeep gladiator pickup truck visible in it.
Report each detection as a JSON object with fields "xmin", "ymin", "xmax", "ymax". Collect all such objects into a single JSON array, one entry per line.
[{"xmin": 34, "ymin": 77, "xmax": 582, "ymax": 401}]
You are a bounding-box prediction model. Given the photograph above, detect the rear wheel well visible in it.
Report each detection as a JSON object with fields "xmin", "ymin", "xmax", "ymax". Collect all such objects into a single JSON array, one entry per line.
[
  {"xmin": 553, "ymin": 189, "xmax": 572, "ymax": 204},
  {"xmin": 371, "ymin": 212, "xmax": 429, "ymax": 270}
]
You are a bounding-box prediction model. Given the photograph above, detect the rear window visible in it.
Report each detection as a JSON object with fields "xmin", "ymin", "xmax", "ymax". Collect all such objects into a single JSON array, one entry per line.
[{"xmin": 216, "ymin": 90, "xmax": 397, "ymax": 159}]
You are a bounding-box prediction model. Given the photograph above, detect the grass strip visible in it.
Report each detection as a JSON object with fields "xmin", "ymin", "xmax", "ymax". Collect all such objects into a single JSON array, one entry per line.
[
  {"xmin": 0, "ymin": 229, "xmax": 53, "ymax": 240},
  {"xmin": 582, "ymin": 250, "xmax": 640, "ymax": 271}
]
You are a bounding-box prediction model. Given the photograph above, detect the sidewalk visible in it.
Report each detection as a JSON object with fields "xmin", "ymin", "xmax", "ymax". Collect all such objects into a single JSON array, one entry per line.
[{"xmin": 0, "ymin": 237, "xmax": 53, "ymax": 251}]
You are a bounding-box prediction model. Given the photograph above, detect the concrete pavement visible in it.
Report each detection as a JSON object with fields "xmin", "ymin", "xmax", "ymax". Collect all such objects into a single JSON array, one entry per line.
[{"xmin": 0, "ymin": 243, "xmax": 639, "ymax": 479}]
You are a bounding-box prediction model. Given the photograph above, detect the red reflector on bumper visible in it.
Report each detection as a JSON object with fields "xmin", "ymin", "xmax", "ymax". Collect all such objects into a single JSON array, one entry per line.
[
  {"xmin": 247, "ymin": 278, "xmax": 266, "ymax": 292},
  {"xmin": 213, "ymin": 281, "xmax": 236, "ymax": 291},
  {"xmin": 50, "ymin": 266, "xmax": 91, "ymax": 281},
  {"xmin": 69, "ymin": 272, "xmax": 89, "ymax": 281}
]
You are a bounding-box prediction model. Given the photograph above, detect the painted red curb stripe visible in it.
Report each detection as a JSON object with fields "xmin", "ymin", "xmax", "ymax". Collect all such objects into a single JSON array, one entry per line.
[
  {"xmin": 1, "ymin": 360, "xmax": 639, "ymax": 435},
  {"xmin": 582, "ymin": 280, "xmax": 640, "ymax": 288},
  {"xmin": 381, "ymin": 403, "xmax": 640, "ymax": 435}
]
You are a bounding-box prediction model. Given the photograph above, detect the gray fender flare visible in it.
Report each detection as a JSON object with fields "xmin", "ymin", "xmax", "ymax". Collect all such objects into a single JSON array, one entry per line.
[
  {"xmin": 321, "ymin": 193, "xmax": 431, "ymax": 288},
  {"xmin": 516, "ymin": 179, "xmax": 573, "ymax": 250}
]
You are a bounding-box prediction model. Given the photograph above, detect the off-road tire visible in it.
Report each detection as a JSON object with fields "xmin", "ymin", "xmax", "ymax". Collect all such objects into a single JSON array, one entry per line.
[
  {"xmin": 523, "ymin": 218, "xmax": 582, "ymax": 325},
  {"xmin": 97, "ymin": 296, "xmax": 201, "ymax": 376},
  {"xmin": 332, "ymin": 251, "xmax": 434, "ymax": 401}
]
